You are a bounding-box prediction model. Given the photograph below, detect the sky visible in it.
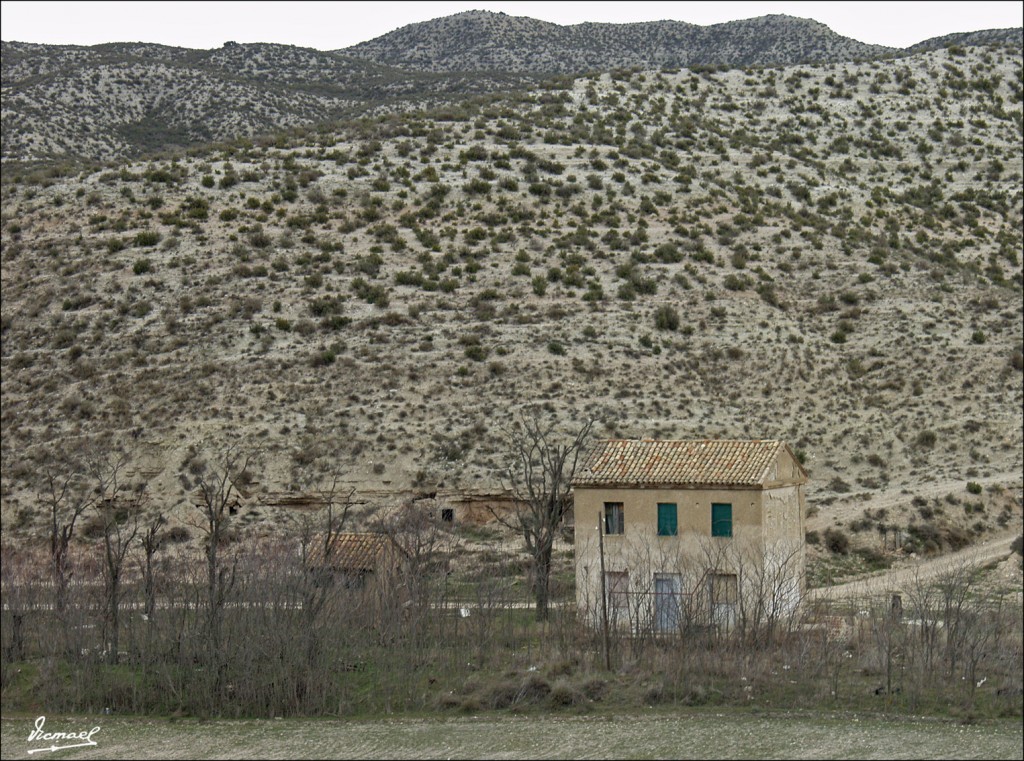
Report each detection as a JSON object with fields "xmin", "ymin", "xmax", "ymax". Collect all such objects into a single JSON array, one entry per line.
[{"xmin": 1, "ymin": 1, "xmax": 1021, "ymax": 50}]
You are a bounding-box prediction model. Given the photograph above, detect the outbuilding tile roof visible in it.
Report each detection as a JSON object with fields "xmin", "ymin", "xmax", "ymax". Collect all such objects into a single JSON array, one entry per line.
[
  {"xmin": 573, "ymin": 439, "xmax": 791, "ymax": 488},
  {"xmin": 311, "ymin": 533, "xmax": 397, "ymax": 571}
]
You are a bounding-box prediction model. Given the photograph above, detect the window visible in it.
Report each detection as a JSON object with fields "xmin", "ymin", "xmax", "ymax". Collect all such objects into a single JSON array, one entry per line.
[
  {"xmin": 604, "ymin": 502, "xmax": 624, "ymax": 535},
  {"xmin": 711, "ymin": 502, "xmax": 733, "ymax": 537},
  {"xmin": 440, "ymin": 508, "xmax": 454, "ymax": 523},
  {"xmin": 709, "ymin": 573, "xmax": 738, "ymax": 629},
  {"xmin": 657, "ymin": 503, "xmax": 678, "ymax": 536},
  {"xmin": 606, "ymin": 570, "xmax": 629, "ymax": 621}
]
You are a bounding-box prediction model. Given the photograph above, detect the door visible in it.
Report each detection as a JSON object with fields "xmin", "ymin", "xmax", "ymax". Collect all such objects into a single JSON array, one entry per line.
[{"xmin": 654, "ymin": 573, "xmax": 681, "ymax": 632}]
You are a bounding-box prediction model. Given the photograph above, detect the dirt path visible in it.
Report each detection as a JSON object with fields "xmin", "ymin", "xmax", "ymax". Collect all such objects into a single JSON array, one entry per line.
[{"xmin": 809, "ymin": 531, "xmax": 1021, "ymax": 603}]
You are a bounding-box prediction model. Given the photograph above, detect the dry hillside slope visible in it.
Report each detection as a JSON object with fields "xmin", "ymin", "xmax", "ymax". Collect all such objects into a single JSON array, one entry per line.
[{"xmin": 1, "ymin": 45, "xmax": 1022, "ymax": 555}]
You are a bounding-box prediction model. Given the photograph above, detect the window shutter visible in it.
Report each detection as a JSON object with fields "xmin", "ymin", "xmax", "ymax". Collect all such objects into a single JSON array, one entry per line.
[
  {"xmin": 657, "ymin": 503, "xmax": 677, "ymax": 536},
  {"xmin": 712, "ymin": 503, "xmax": 733, "ymax": 537}
]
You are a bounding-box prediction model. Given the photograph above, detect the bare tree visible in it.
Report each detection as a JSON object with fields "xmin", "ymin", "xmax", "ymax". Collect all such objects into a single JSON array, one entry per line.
[
  {"xmin": 376, "ymin": 497, "xmax": 458, "ymax": 643},
  {"xmin": 182, "ymin": 444, "xmax": 258, "ymax": 688},
  {"xmin": 91, "ymin": 448, "xmax": 147, "ymax": 664},
  {"xmin": 38, "ymin": 443, "xmax": 101, "ymax": 615},
  {"xmin": 138, "ymin": 512, "xmax": 166, "ymax": 621},
  {"xmin": 294, "ymin": 472, "xmax": 356, "ymax": 666},
  {"xmin": 494, "ymin": 411, "xmax": 593, "ymax": 621},
  {"xmin": 935, "ymin": 558, "xmax": 981, "ymax": 680}
]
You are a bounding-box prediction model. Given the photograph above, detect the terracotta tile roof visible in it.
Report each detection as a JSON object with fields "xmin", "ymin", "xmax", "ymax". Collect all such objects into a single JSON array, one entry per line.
[
  {"xmin": 573, "ymin": 439, "xmax": 792, "ymax": 488},
  {"xmin": 311, "ymin": 533, "xmax": 398, "ymax": 571}
]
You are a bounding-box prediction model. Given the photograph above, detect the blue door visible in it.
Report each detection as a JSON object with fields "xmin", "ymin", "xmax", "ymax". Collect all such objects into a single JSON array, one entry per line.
[{"xmin": 654, "ymin": 574, "xmax": 681, "ymax": 632}]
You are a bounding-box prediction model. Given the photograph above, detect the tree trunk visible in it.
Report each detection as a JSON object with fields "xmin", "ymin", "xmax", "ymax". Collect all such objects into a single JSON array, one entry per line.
[
  {"xmin": 107, "ymin": 572, "xmax": 120, "ymax": 664},
  {"xmin": 534, "ymin": 543, "xmax": 553, "ymax": 621}
]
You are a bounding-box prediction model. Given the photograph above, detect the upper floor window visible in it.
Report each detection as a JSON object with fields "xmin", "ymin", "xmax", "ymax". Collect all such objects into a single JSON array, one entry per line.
[
  {"xmin": 604, "ymin": 502, "xmax": 624, "ymax": 535},
  {"xmin": 711, "ymin": 503, "xmax": 733, "ymax": 538},
  {"xmin": 657, "ymin": 503, "xmax": 678, "ymax": 536}
]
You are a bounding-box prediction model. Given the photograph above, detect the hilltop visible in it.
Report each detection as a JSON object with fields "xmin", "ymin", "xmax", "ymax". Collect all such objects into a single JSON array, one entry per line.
[{"xmin": 343, "ymin": 11, "xmax": 898, "ymax": 72}]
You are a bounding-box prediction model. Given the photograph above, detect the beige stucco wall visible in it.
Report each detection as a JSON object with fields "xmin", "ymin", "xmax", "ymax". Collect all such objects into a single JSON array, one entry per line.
[{"xmin": 761, "ymin": 485, "xmax": 804, "ymax": 542}]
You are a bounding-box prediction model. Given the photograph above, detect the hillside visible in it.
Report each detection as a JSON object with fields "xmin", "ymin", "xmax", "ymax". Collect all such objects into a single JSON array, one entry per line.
[
  {"xmin": 1, "ymin": 45, "xmax": 1022, "ymax": 555},
  {"xmin": 343, "ymin": 11, "xmax": 899, "ymax": 72},
  {"xmin": 0, "ymin": 39, "xmax": 537, "ymax": 167}
]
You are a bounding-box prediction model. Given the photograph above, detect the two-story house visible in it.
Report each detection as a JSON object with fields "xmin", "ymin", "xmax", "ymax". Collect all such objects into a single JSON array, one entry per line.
[{"xmin": 572, "ymin": 439, "xmax": 807, "ymax": 635}]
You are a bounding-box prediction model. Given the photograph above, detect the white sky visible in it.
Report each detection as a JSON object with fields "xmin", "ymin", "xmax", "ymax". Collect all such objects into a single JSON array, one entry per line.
[{"xmin": 1, "ymin": 1, "xmax": 1021, "ymax": 50}]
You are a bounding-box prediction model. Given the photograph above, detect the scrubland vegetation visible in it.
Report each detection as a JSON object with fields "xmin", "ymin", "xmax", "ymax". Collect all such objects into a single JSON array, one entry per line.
[{"xmin": 2, "ymin": 484, "xmax": 1022, "ymax": 721}]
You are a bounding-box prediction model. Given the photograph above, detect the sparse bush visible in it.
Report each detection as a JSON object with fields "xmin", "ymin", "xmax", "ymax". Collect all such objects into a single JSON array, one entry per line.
[
  {"xmin": 548, "ymin": 680, "xmax": 582, "ymax": 707},
  {"xmin": 161, "ymin": 526, "xmax": 191, "ymax": 544},
  {"xmin": 516, "ymin": 673, "xmax": 552, "ymax": 706},
  {"xmin": 486, "ymin": 682, "xmax": 519, "ymax": 710}
]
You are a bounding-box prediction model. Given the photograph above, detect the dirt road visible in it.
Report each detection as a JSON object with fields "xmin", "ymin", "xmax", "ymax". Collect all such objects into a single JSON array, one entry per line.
[{"xmin": 809, "ymin": 531, "xmax": 1021, "ymax": 603}]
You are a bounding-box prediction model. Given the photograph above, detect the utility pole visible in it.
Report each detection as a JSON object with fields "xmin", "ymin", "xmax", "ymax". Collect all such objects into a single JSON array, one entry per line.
[{"xmin": 598, "ymin": 511, "xmax": 611, "ymax": 671}]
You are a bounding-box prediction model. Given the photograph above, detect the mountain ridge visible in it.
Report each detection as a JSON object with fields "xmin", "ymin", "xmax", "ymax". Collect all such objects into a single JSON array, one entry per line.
[
  {"xmin": 3, "ymin": 11, "xmax": 1021, "ymax": 169},
  {"xmin": 341, "ymin": 11, "xmax": 900, "ymax": 72}
]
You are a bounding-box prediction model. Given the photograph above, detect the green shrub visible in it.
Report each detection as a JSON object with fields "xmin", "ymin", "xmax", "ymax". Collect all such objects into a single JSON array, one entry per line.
[
  {"xmin": 654, "ymin": 305, "xmax": 680, "ymax": 331},
  {"xmin": 134, "ymin": 230, "xmax": 162, "ymax": 247},
  {"xmin": 914, "ymin": 430, "xmax": 937, "ymax": 449},
  {"xmin": 311, "ymin": 349, "xmax": 336, "ymax": 367},
  {"xmin": 824, "ymin": 527, "xmax": 850, "ymax": 555}
]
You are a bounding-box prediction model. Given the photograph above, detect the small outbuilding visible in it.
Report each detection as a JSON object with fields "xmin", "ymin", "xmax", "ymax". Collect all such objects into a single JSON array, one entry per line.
[{"xmin": 308, "ymin": 532, "xmax": 408, "ymax": 594}]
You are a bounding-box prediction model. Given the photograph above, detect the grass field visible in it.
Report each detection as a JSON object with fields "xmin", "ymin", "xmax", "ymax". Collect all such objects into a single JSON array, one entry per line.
[{"xmin": 3, "ymin": 710, "xmax": 1022, "ymax": 760}]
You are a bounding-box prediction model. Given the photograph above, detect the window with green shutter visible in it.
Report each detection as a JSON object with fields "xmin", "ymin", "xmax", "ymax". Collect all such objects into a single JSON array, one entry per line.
[
  {"xmin": 657, "ymin": 503, "xmax": 677, "ymax": 536},
  {"xmin": 711, "ymin": 503, "xmax": 733, "ymax": 537}
]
